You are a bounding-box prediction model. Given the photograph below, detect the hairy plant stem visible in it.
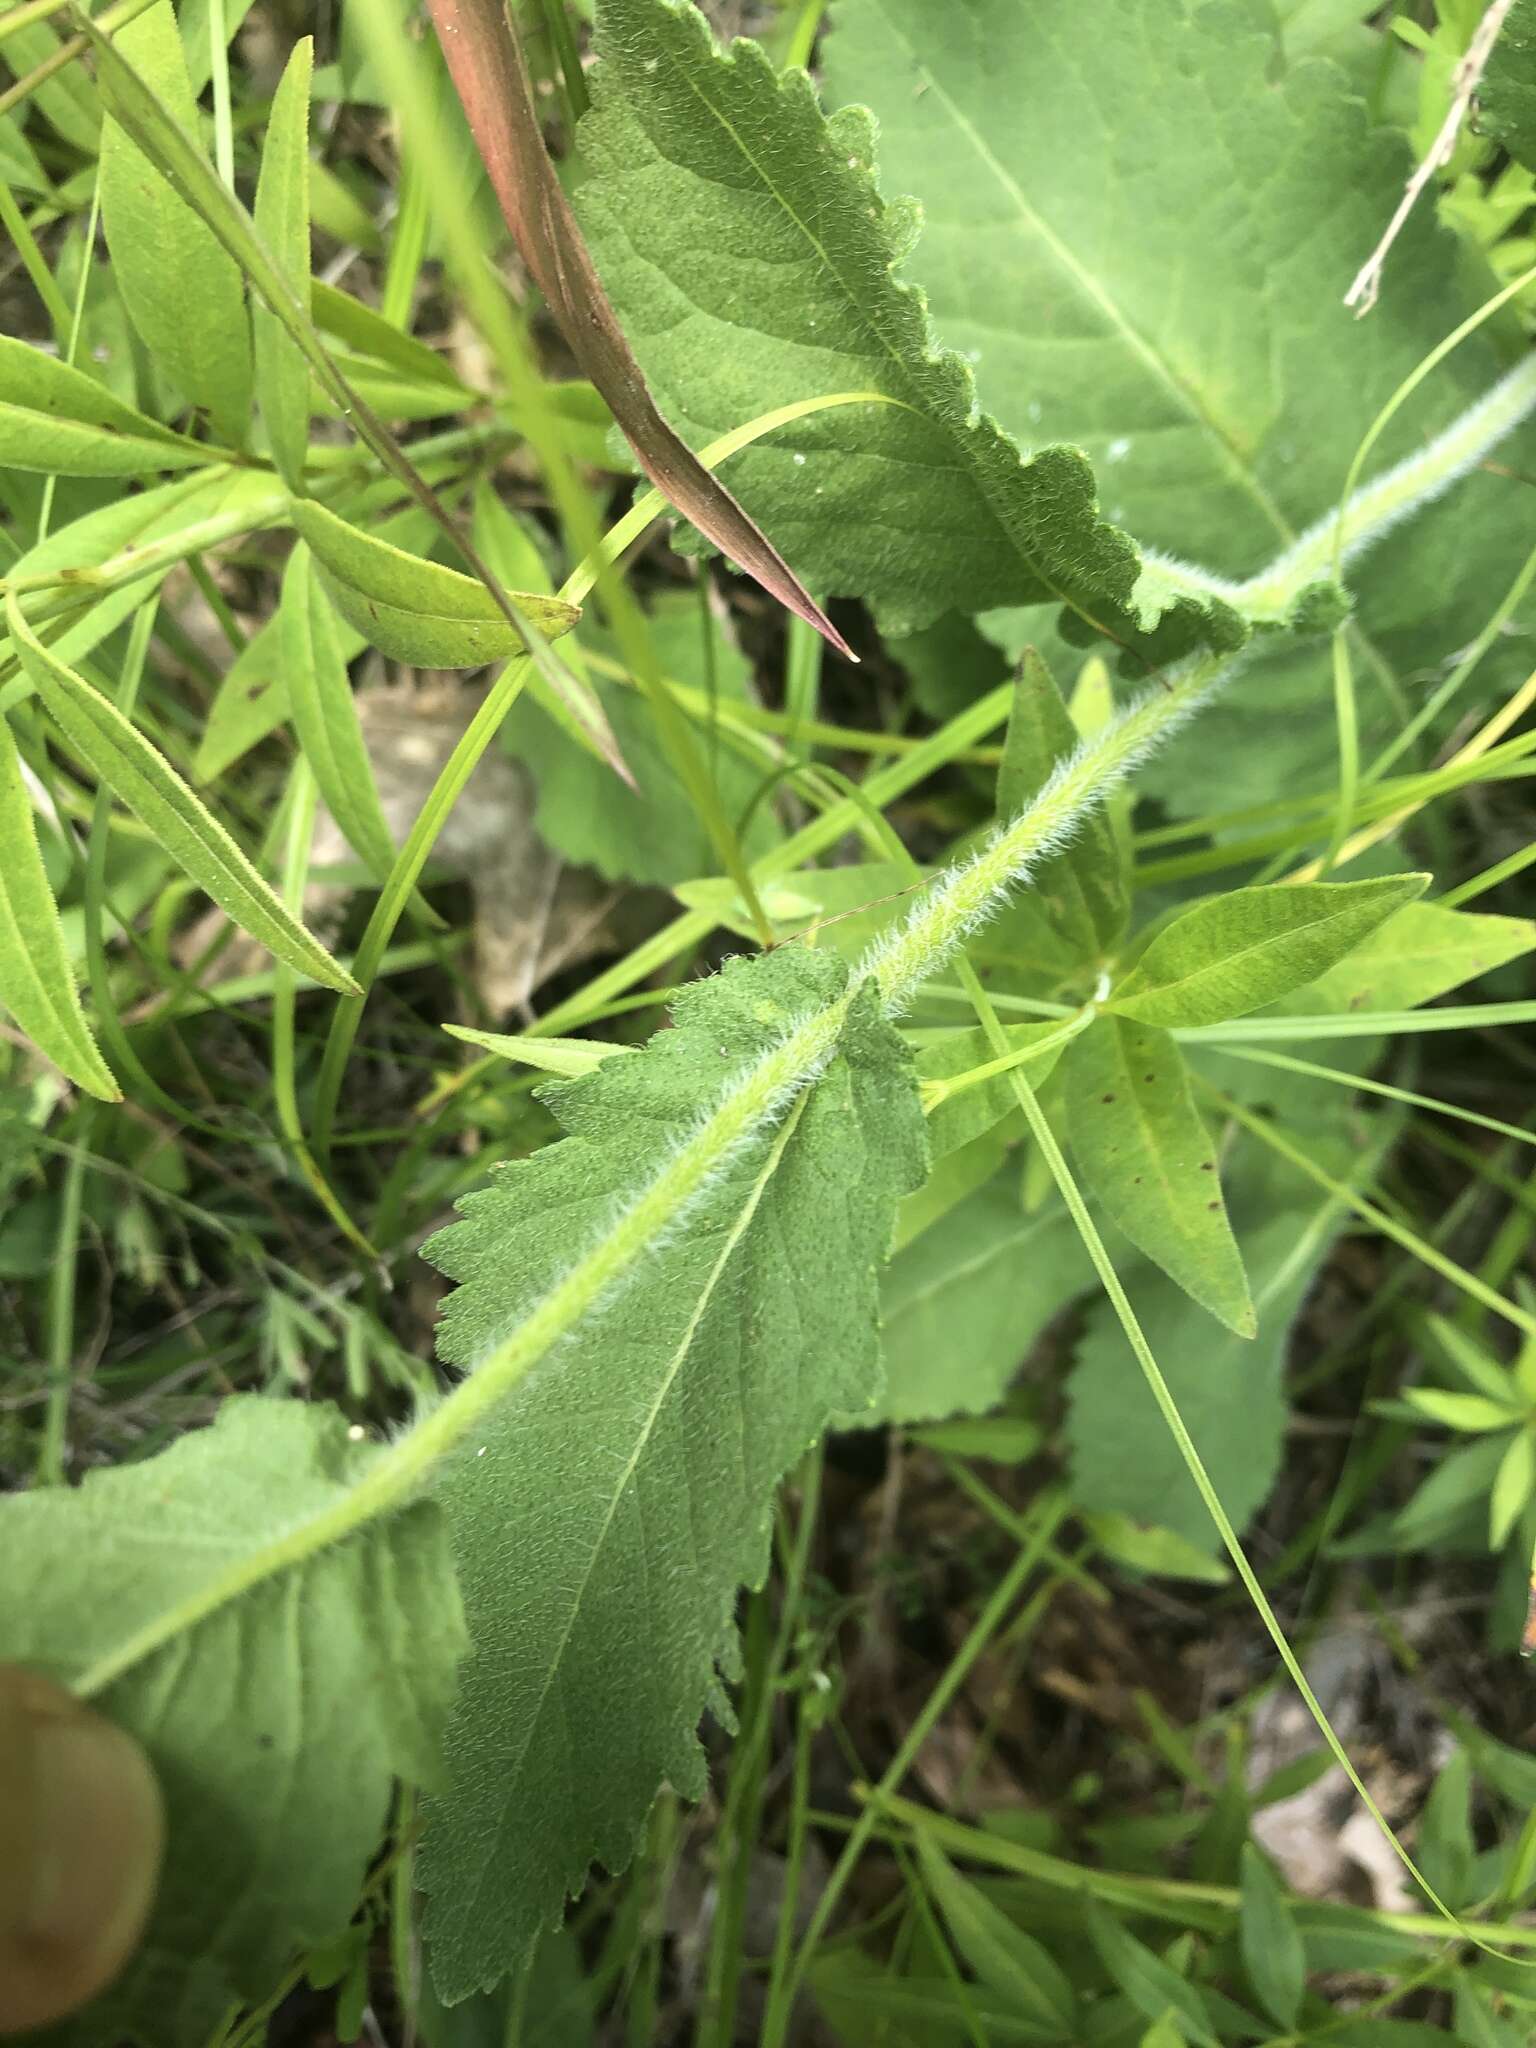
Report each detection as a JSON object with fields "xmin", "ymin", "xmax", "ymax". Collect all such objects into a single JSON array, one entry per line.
[{"xmin": 72, "ymin": 650, "xmax": 1222, "ymax": 1702}]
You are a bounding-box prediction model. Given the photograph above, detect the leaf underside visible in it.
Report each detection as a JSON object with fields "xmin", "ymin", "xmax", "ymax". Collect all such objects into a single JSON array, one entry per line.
[
  {"xmin": 419, "ymin": 945, "xmax": 925, "ymax": 1997},
  {"xmin": 0, "ymin": 1401, "xmax": 466, "ymax": 2048}
]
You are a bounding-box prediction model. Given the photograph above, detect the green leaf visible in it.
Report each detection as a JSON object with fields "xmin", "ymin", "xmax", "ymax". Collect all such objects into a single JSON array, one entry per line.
[
  {"xmin": 0, "ymin": 17, "xmax": 99, "ymax": 152},
  {"xmin": 253, "ymin": 37, "xmax": 314, "ymax": 490},
  {"xmin": 1422, "ymin": 1312, "xmax": 1521, "ymax": 1404},
  {"xmin": 1080, "ymin": 1512, "xmax": 1232, "ymax": 1585},
  {"xmin": 0, "ymin": 1398, "xmax": 466, "ymax": 2048},
  {"xmin": 98, "ymin": 1, "xmax": 252, "ymax": 446},
  {"xmin": 1280, "ymin": 901, "xmax": 1536, "ymax": 1014},
  {"xmin": 0, "ymin": 715, "xmax": 119, "ymax": 1102},
  {"xmin": 1108, "ymin": 876, "xmax": 1427, "ymax": 1029},
  {"xmin": 441, "ymin": 1025, "xmax": 637, "ymax": 1079},
  {"xmin": 1490, "ymin": 1429, "xmax": 1536, "ymax": 1551},
  {"xmin": 280, "ymin": 544, "xmax": 396, "ymax": 882},
  {"xmin": 0, "ymin": 335, "xmax": 208, "ymax": 476},
  {"xmin": 1401, "ymin": 1388, "xmax": 1522, "ymax": 1433},
  {"xmin": 1065, "ymin": 1016, "xmax": 1253, "ymax": 1335},
  {"xmin": 290, "ymin": 499, "xmax": 580, "ymax": 669},
  {"xmin": 192, "ymin": 503, "xmax": 437, "ymax": 782},
  {"xmin": 574, "ymin": 0, "xmax": 1232, "ymax": 650},
  {"xmin": 822, "ymin": 0, "xmax": 1536, "ymax": 807},
  {"xmin": 915, "ymin": 1838, "xmax": 1077, "ymax": 2032},
  {"xmin": 1239, "ymin": 1844, "xmax": 1305, "ymax": 2029},
  {"xmin": 1415, "ymin": 1746, "xmax": 1475, "ymax": 1909},
  {"xmin": 1482, "ymin": 0, "xmax": 1536, "ymax": 170},
  {"xmin": 997, "ymin": 650, "xmax": 1127, "ymax": 958},
  {"xmin": 875, "ymin": 1178, "xmax": 1093, "ymax": 1426},
  {"xmin": 418, "ymin": 947, "xmax": 926, "ymax": 1996},
  {"xmin": 7, "ymin": 596, "xmax": 360, "ymax": 997},
  {"xmin": 1086, "ymin": 1902, "xmax": 1218, "ymax": 2047}
]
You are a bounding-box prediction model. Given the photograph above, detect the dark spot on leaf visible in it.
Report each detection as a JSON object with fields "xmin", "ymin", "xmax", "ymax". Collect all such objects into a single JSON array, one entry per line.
[
  {"xmin": 1143, "ymin": 1073, "xmax": 1156, "ymax": 1084},
  {"xmin": 1200, "ymin": 1160, "xmax": 1215, "ymax": 1171},
  {"xmin": 1208, "ymin": 1200, "xmax": 1221, "ymax": 1211},
  {"xmin": 1101, "ymin": 1092, "xmax": 1115, "ymax": 1103}
]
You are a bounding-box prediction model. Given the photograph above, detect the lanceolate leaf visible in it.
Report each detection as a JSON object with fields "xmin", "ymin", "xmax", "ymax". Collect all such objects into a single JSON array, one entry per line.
[
  {"xmin": 0, "ymin": 336, "xmax": 208, "ymax": 476},
  {"xmin": 1064, "ymin": 1016, "xmax": 1253, "ymax": 1336},
  {"xmin": 7, "ymin": 596, "xmax": 360, "ymax": 996},
  {"xmin": 0, "ymin": 1400, "xmax": 466, "ymax": 2048},
  {"xmin": 419, "ymin": 947, "xmax": 926, "ymax": 1995},
  {"xmin": 573, "ymin": 0, "xmax": 1235, "ymax": 649},
  {"xmin": 291, "ymin": 499, "xmax": 581, "ymax": 668},
  {"xmin": 427, "ymin": 0, "xmax": 855, "ymax": 659},
  {"xmin": 1278, "ymin": 900, "xmax": 1536, "ymax": 1015},
  {"xmin": 0, "ymin": 715, "xmax": 119, "ymax": 1101},
  {"xmin": 1108, "ymin": 876, "xmax": 1427, "ymax": 1030},
  {"xmin": 252, "ymin": 37, "xmax": 314, "ymax": 491},
  {"xmin": 98, "ymin": 1, "xmax": 252, "ymax": 447},
  {"xmin": 279, "ymin": 544, "xmax": 397, "ymax": 882},
  {"xmin": 996, "ymin": 650, "xmax": 1128, "ymax": 960}
]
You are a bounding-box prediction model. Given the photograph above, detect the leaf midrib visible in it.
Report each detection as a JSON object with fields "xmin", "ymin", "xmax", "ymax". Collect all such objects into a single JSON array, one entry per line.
[{"xmin": 643, "ymin": 21, "xmax": 1119, "ymax": 631}]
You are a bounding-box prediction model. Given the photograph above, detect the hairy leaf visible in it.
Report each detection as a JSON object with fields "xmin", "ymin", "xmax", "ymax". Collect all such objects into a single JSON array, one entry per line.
[
  {"xmin": 0, "ymin": 1399, "xmax": 466, "ymax": 2048},
  {"xmin": 574, "ymin": 0, "xmax": 1233, "ymax": 648},
  {"xmin": 0, "ymin": 716, "xmax": 118, "ymax": 1101},
  {"xmin": 253, "ymin": 37, "xmax": 314, "ymax": 490},
  {"xmin": 8, "ymin": 597, "xmax": 360, "ymax": 996},
  {"xmin": 98, "ymin": 1, "xmax": 252, "ymax": 446},
  {"xmin": 0, "ymin": 336, "xmax": 207, "ymax": 476},
  {"xmin": 996, "ymin": 651, "xmax": 1128, "ymax": 958},
  {"xmin": 823, "ymin": 0, "xmax": 1536, "ymax": 800},
  {"xmin": 1108, "ymin": 876, "xmax": 1426, "ymax": 1029},
  {"xmin": 291, "ymin": 499, "xmax": 580, "ymax": 668},
  {"xmin": 1064, "ymin": 1016, "xmax": 1253, "ymax": 1336},
  {"xmin": 419, "ymin": 946, "xmax": 926, "ymax": 1994}
]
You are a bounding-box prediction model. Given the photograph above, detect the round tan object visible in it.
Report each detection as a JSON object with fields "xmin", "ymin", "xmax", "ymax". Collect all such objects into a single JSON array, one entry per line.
[{"xmin": 0, "ymin": 1664, "xmax": 165, "ymax": 2034}]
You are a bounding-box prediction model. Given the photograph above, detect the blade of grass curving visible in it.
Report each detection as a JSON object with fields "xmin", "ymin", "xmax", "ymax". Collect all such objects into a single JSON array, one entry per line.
[
  {"xmin": 7, "ymin": 593, "xmax": 360, "ymax": 995},
  {"xmin": 68, "ymin": 1, "xmax": 625, "ymax": 778},
  {"xmin": 427, "ymin": 0, "xmax": 854, "ymax": 660}
]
